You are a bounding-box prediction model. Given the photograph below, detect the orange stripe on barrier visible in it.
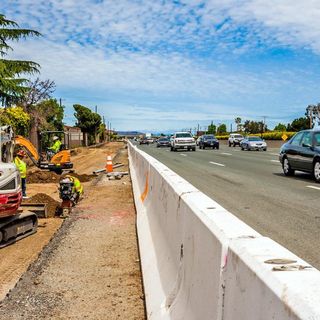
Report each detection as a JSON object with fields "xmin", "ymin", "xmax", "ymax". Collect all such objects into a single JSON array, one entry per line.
[{"xmin": 140, "ymin": 172, "xmax": 149, "ymax": 202}]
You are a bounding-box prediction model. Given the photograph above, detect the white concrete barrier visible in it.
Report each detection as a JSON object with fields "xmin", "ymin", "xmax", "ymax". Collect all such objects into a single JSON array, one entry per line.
[{"xmin": 128, "ymin": 142, "xmax": 320, "ymax": 320}]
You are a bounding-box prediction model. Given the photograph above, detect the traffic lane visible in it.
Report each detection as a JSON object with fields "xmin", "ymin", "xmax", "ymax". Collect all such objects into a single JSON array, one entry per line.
[
  {"xmin": 137, "ymin": 143, "xmax": 320, "ymax": 269},
  {"xmin": 142, "ymin": 143, "xmax": 319, "ymax": 195}
]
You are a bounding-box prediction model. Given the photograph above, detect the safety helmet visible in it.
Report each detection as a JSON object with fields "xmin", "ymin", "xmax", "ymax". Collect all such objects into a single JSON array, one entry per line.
[
  {"xmin": 61, "ymin": 175, "xmax": 74, "ymax": 182},
  {"xmin": 17, "ymin": 150, "xmax": 26, "ymax": 157},
  {"xmin": 53, "ymin": 136, "xmax": 59, "ymax": 141}
]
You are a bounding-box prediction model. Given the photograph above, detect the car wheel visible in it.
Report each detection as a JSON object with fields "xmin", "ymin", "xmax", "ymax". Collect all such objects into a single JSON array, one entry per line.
[
  {"xmin": 170, "ymin": 146, "xmax": 173, "ymax": 151},
  {"xmin": 263, "ymin": 148, "xmax": 267, "ymax": 151},
  {"xmin": 229, "ymin": 142, "xmax": 231, "ymax": 147},
  {"xmin": 241, "ymin": 146, "xmax": 244, "ymax": 150},
  {"xmin": 216, "ymin": 145, "xmax": 219, "ymax": 150},
  {"xmin": 313, "ymin": 160, "xmax": 320, "ymax": 183},
  {"xmin": 193, "ymin": 147, "xmax": 196, "ymax": 151},
  {"xmin": 283, "ymin": 157, "xmax": 294, "ymax": 176},
  {"xmin": 233, "ymin": 142, "xmax": 236, "ymax": 147},
  {"xmin": 203, "ymin": 146, "xmax": 205, "ymax": 150}
]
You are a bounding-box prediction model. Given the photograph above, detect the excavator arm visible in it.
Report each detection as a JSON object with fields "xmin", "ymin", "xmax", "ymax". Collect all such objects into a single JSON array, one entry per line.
[{"xmin": 15, "ymin": 135, "xmax": 40, "ymax": 166}]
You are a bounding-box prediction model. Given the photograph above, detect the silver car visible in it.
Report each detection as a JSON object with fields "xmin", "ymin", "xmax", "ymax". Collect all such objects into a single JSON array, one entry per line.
[{"xmin": 240, "ymin": 136, "xmax": 267, "ymax": 151}]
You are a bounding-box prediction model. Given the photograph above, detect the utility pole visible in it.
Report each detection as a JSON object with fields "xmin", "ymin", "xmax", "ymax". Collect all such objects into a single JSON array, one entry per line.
[{"xmin": 262, "ymin": 115, "xmax": 267, "ymax": 132}]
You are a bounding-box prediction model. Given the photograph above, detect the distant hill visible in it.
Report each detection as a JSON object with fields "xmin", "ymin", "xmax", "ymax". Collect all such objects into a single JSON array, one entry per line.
[{"xmin": 116, "ymin": 131, "xmax": 143, "ymax": 136}]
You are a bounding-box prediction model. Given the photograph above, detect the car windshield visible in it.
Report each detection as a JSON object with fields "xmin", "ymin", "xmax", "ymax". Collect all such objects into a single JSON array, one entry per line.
[
  {"xmin": 233, "ymin": 135, "xmax": 243, "ymax": 138},
  {"xmin": 159, "ymin": 138, "xmax": 169, "ymax": 141},
  {"xmin": 176, "ymin": 133, "xmax": 192, "ymax": 138},
  {"xmin": 315, "ymin": 132, "xmax": 320, "ymax": 146},
  {"xmin": 248, "ymin": 137, "xmax": 262, "ymax": 141},
  {"xmin": 203, "ymin": 135, "xmax": 215, "ymax": 139}
]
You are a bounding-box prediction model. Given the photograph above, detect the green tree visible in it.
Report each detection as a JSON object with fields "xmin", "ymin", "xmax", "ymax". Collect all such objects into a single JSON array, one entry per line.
[
  {"xmin": 286, "ymin": 117, "xmax": 309, "ymax": 132},
  {"xmin": 32, "ymin": 98, "xmax": 64, "ymax": 131},
  {"xmin": 273, "ymin": 123, "xmax": 286, "ymax": 131},
  {"xmin": 0, "ymin": 15, "xmax": 41, "ymax": 106},
  {"xmin": 74, "ymin": 104, "xmax": 102, "ymax": 144},
  {"xmin": 217, "ymin": 123, "xmax": 227, "ymax": 134},
  {"xmin": 243, "ymin": 120, "xmax": 265, "ymax": 134},
  {"xmin": 207, "ymin": 121, "xmax": 216, "ymax": 134},
  {"xmin": 0, "ymin": 106, "xmax": 30, "ymax": 135}
]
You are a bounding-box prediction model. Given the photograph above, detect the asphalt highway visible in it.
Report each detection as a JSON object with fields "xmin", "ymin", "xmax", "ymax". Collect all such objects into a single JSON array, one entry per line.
[{"xmin": 135, "ymin": 142, "xmax": 320, "ymax": 270}]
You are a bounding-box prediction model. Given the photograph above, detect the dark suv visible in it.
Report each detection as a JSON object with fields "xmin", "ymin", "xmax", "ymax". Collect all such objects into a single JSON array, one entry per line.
[
  {"xmin": 198, "ymin": 135, "xmax": 219, "ymax": 149},
  {"xmin": 279, "ymin": 129, "xmax": 320, "ymax": 182}
]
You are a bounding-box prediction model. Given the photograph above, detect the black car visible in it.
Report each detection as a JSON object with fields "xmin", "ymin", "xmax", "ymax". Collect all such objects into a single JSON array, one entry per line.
[
  {"xmin": 198, "ymin": 135, "xmax": 219, "ymax": 149},
  {"xmin": 156, "ymin": 137, "xmax": 170, "ymax": 147},
  {"xmin": 279, "ymin": 129, "xmax": 320, "ymax": 182}
]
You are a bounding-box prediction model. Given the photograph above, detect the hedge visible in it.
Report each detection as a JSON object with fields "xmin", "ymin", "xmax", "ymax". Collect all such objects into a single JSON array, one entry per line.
[{"xmin": 215, "ymin": 132, "xmax": 296, "ymax": 140}]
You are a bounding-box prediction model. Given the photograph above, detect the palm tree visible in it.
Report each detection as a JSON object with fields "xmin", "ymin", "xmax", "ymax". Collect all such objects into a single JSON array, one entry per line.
[
  {"xmin": 234, "ymin": 117, "xmax": 242, "ymax": 131},
  {"xmin": 0, "ymin": 14, "xmax": 41, "ymax": 106}
]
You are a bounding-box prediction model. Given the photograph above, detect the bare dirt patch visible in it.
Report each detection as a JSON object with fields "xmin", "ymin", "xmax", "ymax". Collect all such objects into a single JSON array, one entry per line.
[{"xmin": 28, "ymin": 170, "xmax": 94, "ymax": 184}]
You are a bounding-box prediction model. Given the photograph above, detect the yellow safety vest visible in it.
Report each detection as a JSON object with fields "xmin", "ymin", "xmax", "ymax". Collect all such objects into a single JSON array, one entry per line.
[
  {"xmin": 71, "ymin": 177, "xmax": 83, "ymax": 195},
  {"xmin": 14, "ymin": 157, "xmax": 27, "ymax": 178},
  {"xmin": 50, "ymin": 140, "xmax": 62, "ymax": 153}
]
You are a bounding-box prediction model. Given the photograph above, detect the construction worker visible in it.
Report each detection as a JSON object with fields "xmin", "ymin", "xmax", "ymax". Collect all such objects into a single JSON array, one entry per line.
[
  {"xmin": 49, "ymin": 136, "xmax": 62, "ymax": 154},
  {"xmin": 65, "ymin": 175, "xmax": 83, "ymax": 203},
  {"xmin": 14, "ymin": 150, "xmax": 28, "ymax": 199}
]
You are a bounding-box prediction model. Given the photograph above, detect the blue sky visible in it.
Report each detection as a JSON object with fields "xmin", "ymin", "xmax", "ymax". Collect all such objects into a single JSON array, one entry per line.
[{"xmin": 2, "ymin": 0, "xmax": 320, "ymax": 132}]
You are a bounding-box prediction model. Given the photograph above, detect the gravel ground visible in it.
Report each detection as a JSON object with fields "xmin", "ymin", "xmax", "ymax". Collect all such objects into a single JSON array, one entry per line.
[{"xmin": 0, "ymin": 144, "xmax": 145, "ymax": 319}]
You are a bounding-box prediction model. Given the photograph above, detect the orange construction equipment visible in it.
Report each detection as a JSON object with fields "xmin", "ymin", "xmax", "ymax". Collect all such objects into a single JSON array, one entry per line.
[{"xmin": 106, "ymin": 155, "xmax": 113, "ymax": 172}]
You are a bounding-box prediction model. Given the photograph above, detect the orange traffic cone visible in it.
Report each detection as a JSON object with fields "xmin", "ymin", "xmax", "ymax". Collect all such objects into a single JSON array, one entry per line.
[{"xmin": 106, "ymin": 155, "xmax": 113, "ymax": 172}]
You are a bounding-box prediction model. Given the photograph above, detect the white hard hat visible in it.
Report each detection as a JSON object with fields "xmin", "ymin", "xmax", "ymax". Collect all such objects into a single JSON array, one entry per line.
[{"xmin": 53, "ymin": 136, "xmax": 59, "ymax": 141}]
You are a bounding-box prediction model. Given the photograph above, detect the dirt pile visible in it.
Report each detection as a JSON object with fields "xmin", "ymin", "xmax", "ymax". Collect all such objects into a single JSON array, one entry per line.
[
  {"xmin": 23, "ymin": 193, "xmax": 60, "ymax": 218},
  {"xmin": 28, "ymin": 171, "xmax": 60, "ymax": 183},
  {"xmin": 28, "ymin": 170, "xmax": 94, "ymax": 184}
]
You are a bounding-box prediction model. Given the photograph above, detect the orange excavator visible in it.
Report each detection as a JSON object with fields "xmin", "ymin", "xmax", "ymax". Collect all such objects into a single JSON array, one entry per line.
[{"xmin": 15, "ymin": 130, "xmax": 73, "ymax": 174}]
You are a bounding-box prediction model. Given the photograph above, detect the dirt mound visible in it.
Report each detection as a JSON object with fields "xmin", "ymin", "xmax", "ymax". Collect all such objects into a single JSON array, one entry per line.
[
  {"xmin": 23, "ymin": 193, "xmax": 60, "ymax": 218},
  {"xmin": 27, "ymin": 171, "xmax": 60, "ymax": 184},
  {"xmin": 28, "ymin": 170, "xmax": 94, "ymax": 184}
]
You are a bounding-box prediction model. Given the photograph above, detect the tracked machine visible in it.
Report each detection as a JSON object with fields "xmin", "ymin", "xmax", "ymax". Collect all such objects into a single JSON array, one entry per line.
[
  {"xmin": 0, "ymin": 126, "xmax": 38, "ymax": 248},
  {"xmin": 16, "ymin": 130, "xmax": 73, "ymax": 174}
]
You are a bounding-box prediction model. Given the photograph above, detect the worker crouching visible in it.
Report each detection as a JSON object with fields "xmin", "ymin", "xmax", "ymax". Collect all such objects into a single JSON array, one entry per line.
[
  {"xmin": 14, "ymin": 150, "xmax": 28, "ymax": 199},
  {"xmin": 59, "ymin": 175, "xmax": 83, "ymax": 217}
]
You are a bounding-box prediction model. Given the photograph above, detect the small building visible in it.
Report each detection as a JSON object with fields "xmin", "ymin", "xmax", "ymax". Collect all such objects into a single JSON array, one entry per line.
[{"xmin": 64, "ymin": 125, "xmax": 86, "ymax": 148}]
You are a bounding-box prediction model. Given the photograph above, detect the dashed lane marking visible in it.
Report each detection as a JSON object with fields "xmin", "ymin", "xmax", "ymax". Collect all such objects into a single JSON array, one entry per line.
[
  {"xmin": 180, "ymin": 154, "xmax": 187, "ymax": 157},
  {"xmin": 221, "ymin": 152, "xmax": 232, "ymax": 156},
  {"xmin": 270, "ymin": 153, "xmax": 279, "ymax": 156},
  {"xmin": 209, "ymin": 161, "xmax": 225, "ymax": 167},
  {"xmin": 306, "ymin": 186, "xmax": 320, "ymax": 191},
  {"xmin": 270, "ymin": 160, "xmax": 279, "ymax": 163}
]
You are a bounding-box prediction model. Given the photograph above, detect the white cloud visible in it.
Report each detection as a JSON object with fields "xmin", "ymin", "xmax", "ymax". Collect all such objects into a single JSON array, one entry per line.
[{"xmin": 3, "ymin": 0, "xmax": 320, "ymax": 130}]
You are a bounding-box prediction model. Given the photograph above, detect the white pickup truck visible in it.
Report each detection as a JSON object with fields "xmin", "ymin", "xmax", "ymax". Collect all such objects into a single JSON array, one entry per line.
[{"xmin": 170, "ymin": 132, "xmax": 196, "ymax": 151}]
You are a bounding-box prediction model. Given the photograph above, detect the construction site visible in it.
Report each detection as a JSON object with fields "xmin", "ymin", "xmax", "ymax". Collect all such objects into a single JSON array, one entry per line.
[{"xmin": 0, "ymin": 126, "xmax": 145, "ymax": 319}]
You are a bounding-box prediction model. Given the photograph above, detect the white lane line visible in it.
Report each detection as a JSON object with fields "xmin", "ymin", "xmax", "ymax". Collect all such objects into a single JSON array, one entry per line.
[
  {"xmin": 306, "ymin": 186, "xmax": 320, "ymax": 191},
  {"xmin": 221, "ymin": 152, "xmax": 232, "ymax": 156},
  {"xmin": 209, "ymin": 161, "xmax": 225, "ymax": 167},
  {"xmin": 180, "ymin": 153, "xmax": 187, "ymax": 157},
  {"xmin": 270, "ymin": 160, "xmax": 279, "ymax": 163},
  {"xmin": 270, "ymin": 153, "xmax": 279, "ymax": 156}
]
